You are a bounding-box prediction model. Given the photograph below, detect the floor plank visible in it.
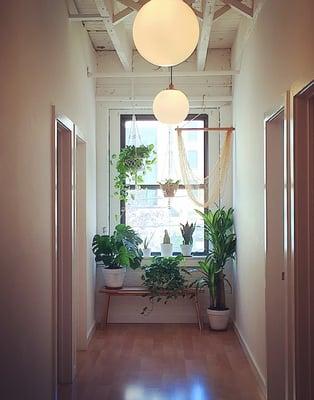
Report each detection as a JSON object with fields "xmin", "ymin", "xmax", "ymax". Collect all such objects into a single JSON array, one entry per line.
[{"xmin": 59, "ymin": 324, "xmax": 262, "ymax": 400}]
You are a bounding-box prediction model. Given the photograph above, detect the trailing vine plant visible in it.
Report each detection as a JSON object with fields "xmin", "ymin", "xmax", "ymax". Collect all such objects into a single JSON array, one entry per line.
[
  {"xmin": 111, "ymin": 144, "xmax": 156, "ymax": 201},
  {"xmin": 140, "ymin": 256, "xmax": 193, "ymax": 315}
]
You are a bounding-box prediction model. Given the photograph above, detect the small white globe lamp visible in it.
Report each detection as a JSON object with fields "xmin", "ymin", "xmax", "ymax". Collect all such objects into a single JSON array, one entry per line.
[
  {"xmin": 133, "ymin": 0, "xmax": 200, "ymax": 66},
  {"xmin": 153, "ymin": 83, "xmax": 189, "ymax": 125}
]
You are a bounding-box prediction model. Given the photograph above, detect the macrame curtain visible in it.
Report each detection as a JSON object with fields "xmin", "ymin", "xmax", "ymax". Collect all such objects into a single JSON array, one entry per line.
[{"xmin": 176, "ymin": 128, "xmax": 233, "ymax": 208}]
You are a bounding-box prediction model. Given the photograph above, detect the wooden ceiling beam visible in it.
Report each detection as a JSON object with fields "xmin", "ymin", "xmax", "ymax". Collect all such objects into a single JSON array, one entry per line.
[
  {"xmin": 221, "ymin": 0, "xmax": 253, "ymax": 18},
  {"xmin": 197, "ymin": 0, "xmax": 216, "ymax": 71},
  {"xmin": 116, "ymin": 0, "xmax": 142, "ymax": 11},
  {"xmin": 95, "ymin": 0, "xmax": 133, "ymax": 71},
  {"xmin": 213, "ymin": 5, "xmax": 231, "ymax": 21},
  {"xmin": 112, "ymin": 7, "xmax": 134, "ymax": 24},
  {"xmin": 69, "ymin": 14, "xmax": 104, "ymax": 21}
]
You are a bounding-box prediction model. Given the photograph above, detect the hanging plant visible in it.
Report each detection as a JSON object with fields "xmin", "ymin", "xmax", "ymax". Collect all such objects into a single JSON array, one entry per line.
[
  {"xmin": 159, "ymin": 179, "xmax": 180, "ymax": 198},
  {"xmin": 112, "ymin": 144, "xmax": 156, "ymax": 201}
]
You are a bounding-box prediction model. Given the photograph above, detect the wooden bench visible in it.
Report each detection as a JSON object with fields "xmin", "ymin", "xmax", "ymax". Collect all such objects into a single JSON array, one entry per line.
[{"xmin": 99, "ymin": 286, "xmax": 203, "ymax": 331}]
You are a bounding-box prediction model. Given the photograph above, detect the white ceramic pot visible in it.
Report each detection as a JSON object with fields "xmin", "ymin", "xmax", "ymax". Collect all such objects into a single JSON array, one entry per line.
[
  {"xmin": 160, "ymin": 243, "xmax": 173, "ymax": 257},
  {"xmin": 180, "ymin": 244, "xmax": 193, "ymax": 257},
  {"xmin": 103, "ymin": 267, "xmax": 126, "ymax": 289},
  {"xmin": 207, "ymin": 308, "xmax": 230, "ymax": 331},
  {"xmin": 143, "ymin": 248, "xmax": 152, "ymax": 257}
]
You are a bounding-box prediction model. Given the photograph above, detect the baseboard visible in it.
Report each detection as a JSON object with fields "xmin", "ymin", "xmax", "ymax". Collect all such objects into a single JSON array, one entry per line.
[{"xmin": 233, "ymin": 322, "xmax": 267, "ymax": 400}]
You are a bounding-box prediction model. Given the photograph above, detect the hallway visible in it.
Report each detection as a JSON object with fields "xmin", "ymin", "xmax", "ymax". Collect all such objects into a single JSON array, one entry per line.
[{"xmin": 60, "ymin": 325, "xmax": 261, "ymax": 400}]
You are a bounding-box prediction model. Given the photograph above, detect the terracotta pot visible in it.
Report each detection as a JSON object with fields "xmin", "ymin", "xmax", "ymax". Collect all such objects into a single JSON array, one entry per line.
[{"xmin": 160, "ymin": 183, "xmax": 179, "ymax": 197}]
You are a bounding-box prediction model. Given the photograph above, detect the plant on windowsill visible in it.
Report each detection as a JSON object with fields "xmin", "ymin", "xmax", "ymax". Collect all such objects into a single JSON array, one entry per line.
[
  {"xmin": 143, "ymin": 233, "xmax": 154, "ymax": 257},
  {"xmin": 111, "ymin": 144, "xmax": 156, "ymax": 201},
  {"xmin": 92, "ymin": 224, "xmax": 143, "ymax": 289},
  {"xmin": 158, "ymin": 178, "xmax": 180, "ymax": 198},
  {"xmin": 160, "ymin": 229, "xmax": 173, "ymax": 257},
  {"xmin": 195, "ymin": 207, "xmax": 236, "ymax": 331},
  {"xmin": 140, "ymin": 255, "xmax": 191, "ymax": 315},
  {"xmin": 180, "ymin": 221, "xmax": 196, "ymax": 257}
]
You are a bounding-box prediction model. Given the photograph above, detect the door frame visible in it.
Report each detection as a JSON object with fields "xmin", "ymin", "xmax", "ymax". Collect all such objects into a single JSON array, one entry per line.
[
  {"xmin": 290, "ymin": 80, "xmax": 314, "ymax": 400},
  {"xmin": 51, "ymin": 106, "xmax": 77, "ymax": 399},
  {"xmin": 264, "ymin": 91, "xmax": 295, "ymax": 400},
  {"xmin": 264, "ymin": 106, "xmax": 286, "ymax": 400}
]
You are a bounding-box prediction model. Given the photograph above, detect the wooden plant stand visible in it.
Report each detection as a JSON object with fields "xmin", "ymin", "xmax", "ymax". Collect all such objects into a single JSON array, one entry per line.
[{"xmin": 99, "ymin": 286, "xmax": 203, "ymax": 331}]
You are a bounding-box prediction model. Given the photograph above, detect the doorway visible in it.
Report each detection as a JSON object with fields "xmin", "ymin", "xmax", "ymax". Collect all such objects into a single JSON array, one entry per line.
[
  {"xmin": 265, "ymin": 109, "xmax": 286, "ymax": 400},
  {"xmin": 293, "ymin": 81, "xmax": 314, "ymax": 400},
  {"xmin": 56, "ymin": 120, "xmax": 76, "ymax": 386}
]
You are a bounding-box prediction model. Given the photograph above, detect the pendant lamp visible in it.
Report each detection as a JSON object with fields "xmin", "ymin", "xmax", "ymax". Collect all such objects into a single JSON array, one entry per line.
[
  {"xmin": 133, "ymin": 0, "xmax": 199, "ymax": 67},
  {"xmin": 153, "ymin": 68, "xmax": 189, "ymax": 125}
]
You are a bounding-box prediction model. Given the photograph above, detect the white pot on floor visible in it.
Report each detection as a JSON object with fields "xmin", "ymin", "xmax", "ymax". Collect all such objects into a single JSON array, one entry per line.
[
  {"xmin": 160, "ymin": 243, "xmax": 173, "ymax": 257},
  {"xmin": 207, "ymin": 308, "xmax": 230, "ymax": 331},
  {"xmin": 180, "ymin": 244, "xmax": 192, "ymax": 256},
  {"xmin": 143, "ymin": 248, "xmax": 152, "ymax": 257},
  {"xmin": 103, "ymin": 267, "xmax": 126, "ymax": 289}
]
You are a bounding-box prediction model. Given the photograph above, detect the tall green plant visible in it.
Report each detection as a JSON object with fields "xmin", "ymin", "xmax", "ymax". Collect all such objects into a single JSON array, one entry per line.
[
  {"xmin": 92, "ymin": 224, "xmax": 143, "ymax": 269},
  {"xmin": 195, "ymin": 207, "xmax": 236, "ymax": 310}
]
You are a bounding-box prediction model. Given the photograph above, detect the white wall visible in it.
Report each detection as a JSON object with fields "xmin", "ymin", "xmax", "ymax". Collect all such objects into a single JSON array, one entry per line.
[
  {"xmin": 232, "ymin": 0, "xmax": 314, "ymax": 390},
  {"xmin": 0, "ymin": 1, "xmax": 96, "ymax": 399}
]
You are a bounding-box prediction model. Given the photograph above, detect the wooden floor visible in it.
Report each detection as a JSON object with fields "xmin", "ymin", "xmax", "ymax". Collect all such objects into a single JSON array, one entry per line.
[{"xmin": 59, "ymin": 324, "xmax": 262, "ymax": 400}]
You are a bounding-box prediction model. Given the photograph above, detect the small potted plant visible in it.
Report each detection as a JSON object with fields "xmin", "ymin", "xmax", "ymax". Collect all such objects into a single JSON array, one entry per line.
[
  {"xmin": 195, "ymin": 208, "xmax": 236, "ymax": 330},
  {"xmin": 143, "ymin": 233, "xmax": 154, "ymax": 257},
  {"xmin": 160, "ymin": 229, "xmax": 173, "ymax": 257},
  {"xmin": 180, "ymin": 221, "xmax": 196, "ymax": 256},
  {"xmin": 159, "ymin": 179, "xmax": 180, "ymax": 198},
  {"xmin": 92, "ymin": 224, "xmax": 143, "ymax": 288}
]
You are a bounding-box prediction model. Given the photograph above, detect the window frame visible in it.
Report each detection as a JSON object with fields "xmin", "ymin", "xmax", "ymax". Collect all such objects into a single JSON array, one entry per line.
[{"xmin": 120, "ymin": 113, "xmax": 209, "ymax": 256}]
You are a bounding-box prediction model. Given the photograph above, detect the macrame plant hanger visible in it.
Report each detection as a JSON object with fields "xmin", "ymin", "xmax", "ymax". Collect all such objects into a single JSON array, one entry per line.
[{"xmin": 127, "ymin": 79, "xmax": 144, "ymax": 194}]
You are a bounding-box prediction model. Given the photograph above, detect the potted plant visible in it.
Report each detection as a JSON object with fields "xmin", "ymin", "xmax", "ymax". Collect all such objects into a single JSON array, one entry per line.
[
  {"xmin": 143, "ymin": 233, "xmax": 154, "ymax": 257},
  {"xmin": 160, "ymin": 229, "xmax": 173, "ymax": 257},
  {"xmin": 112, "ymin": 144, "xmax": 156, "ymax": 201},
  {"xmin": 195, "ymin": 208, "xmax": 236, "ymax": 330},
  {"xmin": 141, "ymin": 255, "xmax": 189, "ymax": 314},
  {"xmin": 159, "ymin": 179, "xmax": 180, "ymax": 198},
  {"xmin": 180, "ymin": 221, "xmax": 196, "ymax": 256},
  {"xmin": 92, "ymin": 224, "xmax": 143, "ymax": 288}
]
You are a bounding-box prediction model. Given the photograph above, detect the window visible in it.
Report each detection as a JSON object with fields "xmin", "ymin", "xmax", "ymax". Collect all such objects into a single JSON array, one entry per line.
[{"xmin": 120, "ymin": 114, "xmax": 208, "ymax": 255}]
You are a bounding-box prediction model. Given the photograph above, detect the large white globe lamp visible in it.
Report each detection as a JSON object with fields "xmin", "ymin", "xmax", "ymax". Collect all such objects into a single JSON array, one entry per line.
[
  {"xmin": 133, "ymin": 0, "xmax": 199, "ymax": 66},
  {"xmin": 153, "ymin": 85, "xmax": 189, "ymax": 125}
]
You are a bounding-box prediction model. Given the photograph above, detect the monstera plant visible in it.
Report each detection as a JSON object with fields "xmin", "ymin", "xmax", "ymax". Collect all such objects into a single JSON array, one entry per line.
[{"xmin": 92, "ymin": 224, "xmax": 143, "ymax": 288}]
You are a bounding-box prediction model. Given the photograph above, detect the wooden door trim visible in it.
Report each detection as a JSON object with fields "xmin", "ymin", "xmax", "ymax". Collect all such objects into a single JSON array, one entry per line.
[
  {"xmin": 51, "ymin": 106, "xmax": 76, "ymax": 399},
  {"xmin": 293, "ymin": 80, "xmax": 314, "ymax": 400}
]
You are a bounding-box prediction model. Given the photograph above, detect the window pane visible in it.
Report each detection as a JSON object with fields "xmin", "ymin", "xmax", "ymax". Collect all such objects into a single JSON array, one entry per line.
[
  {"xmin": 125, "ymin": 188, "xmax": 205, "ymax": 253},
  {"xmin": 122, "ymin": 116, "xmax": 207, "ymax": 254}
]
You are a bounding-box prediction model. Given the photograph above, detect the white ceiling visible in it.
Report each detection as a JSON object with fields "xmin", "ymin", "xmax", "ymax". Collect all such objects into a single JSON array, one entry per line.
[{"xmin": 71, "ymin": 0, "xmax": 252, "ymax": 52}]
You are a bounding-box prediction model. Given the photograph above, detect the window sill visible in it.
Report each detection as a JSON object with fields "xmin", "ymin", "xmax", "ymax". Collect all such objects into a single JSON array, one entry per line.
[{"xmin": 142, "ymin": 256, "xmax": 205, "ymax": 267}]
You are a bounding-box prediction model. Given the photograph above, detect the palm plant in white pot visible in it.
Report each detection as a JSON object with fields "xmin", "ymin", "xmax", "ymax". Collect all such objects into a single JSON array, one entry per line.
[{"xmin": 195, "ymin": 208, "xmax": 236, "ymax": 330}]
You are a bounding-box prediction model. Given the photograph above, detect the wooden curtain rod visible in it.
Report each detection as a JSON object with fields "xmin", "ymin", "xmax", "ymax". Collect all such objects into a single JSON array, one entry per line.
[{"xmin": 176, "ymin": 127, "xmax": 235, "ymax": 132}]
